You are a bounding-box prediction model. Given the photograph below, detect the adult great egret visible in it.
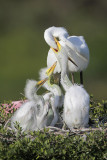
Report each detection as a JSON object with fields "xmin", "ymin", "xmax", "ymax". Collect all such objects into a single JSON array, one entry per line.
[
  {"xmin": 39, "ymin": 61, "xmax": 64, "ymax": 127},
  {"xmin": 45, "ymin": 33, "xmax": 90, "ymax": 129},
  {"xmin": 11, "ymin": 77, "xmax": 50, "ymax": 132},
  {"xmin": 44, "ymin": 26, "xmax": 89, "ymax": 84}
]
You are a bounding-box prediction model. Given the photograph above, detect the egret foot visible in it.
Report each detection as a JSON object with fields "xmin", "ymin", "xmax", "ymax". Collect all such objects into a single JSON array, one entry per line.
[{"xmin": 62, "ymin": 122, "xmax": 67, "ymax": 130}]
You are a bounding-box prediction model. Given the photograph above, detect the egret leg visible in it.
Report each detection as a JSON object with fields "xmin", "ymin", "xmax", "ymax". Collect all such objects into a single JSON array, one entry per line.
[
  {"xmin": 50, "ymin": 110, "xmax": 59, "ymax": 126},
  {"xmin": 49, "ymin": 98, "xmax": 59, "ymax": 126},
  {"xmin": 62, "ymin": 122, "xmax": 66, "ymax": 130},
  {"xmin": 62, "ymin": 122, "xmax": 67, "ymax": 130},
  {"xmin": 71, "ymin": 73, "xmax": 75, "ymax": 84},
  {"xmin": 80, "ymin": 71, "xmax": 83, "ymax": 84}
]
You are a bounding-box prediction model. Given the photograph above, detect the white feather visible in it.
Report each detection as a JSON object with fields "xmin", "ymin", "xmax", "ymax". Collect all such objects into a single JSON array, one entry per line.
[
  {"xmin": 24, "ymin": 79, "xmax": 38, "ymax": 101},
  {"xmin": 44, "ymin": 26, "xmax": 69, "ymax": 49},
  {"xmin": 11, "ymin": 100, "xmax": 49, "ymax": 132},
  {"xmin": 39, "ymin": 65, "xmax": 64, "ymax": 126},
  {"xmin": 66, "ymin": 36, "xmax": 89, "ymax": 72},
  {"xmin": 63, "ymin": 84, "xmax": 90, "ymax": 129},
  {"xmin": 39, "ymin": 67, "xmax": 48, "ymax": 81},
  {"xmin": 45, "ymin": 26, "xmax": 89, "ymax": 73},
  {"xmin": 11, "ymin": 79, "xmax": 50, "ymax": 132}
]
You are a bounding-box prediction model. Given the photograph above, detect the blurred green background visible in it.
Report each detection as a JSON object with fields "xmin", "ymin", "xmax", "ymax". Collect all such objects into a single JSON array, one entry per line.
[{"xmin": 0, "ymin": 0, "xmax": 107, "ymax": 102}]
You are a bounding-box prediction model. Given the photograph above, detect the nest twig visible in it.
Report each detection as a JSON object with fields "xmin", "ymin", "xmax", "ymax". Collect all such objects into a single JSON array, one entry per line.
[{"xmin": 40, "ymin": 126, "xmax": 107, "ymax": 136}]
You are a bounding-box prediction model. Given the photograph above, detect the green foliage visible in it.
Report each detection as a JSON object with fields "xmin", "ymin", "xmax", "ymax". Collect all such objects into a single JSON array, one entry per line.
[
  {"xmin": 0, "ymin": 98, "xmax": 107, "ymax": 160},
  {"xmin": 0, "ymin": 101, "xmax": 17, "ymax": 125},
  {"xmin": 90, "ymin": 96, "xmax": 107, "ymax": 127},
  {"xmin": 0, "ymin": 127, "xmax": 106, "ymax": 160},
  {"xmin": 0, "ymin": 1, "xmax": 107, "ymax": 101}
]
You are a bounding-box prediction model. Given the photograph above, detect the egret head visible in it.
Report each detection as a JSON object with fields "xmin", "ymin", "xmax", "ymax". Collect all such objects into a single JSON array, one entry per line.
[
  {"xmin": 44, "ymin": 26, "xmax": 69, "ymax": 52},
  {"xmin": 44, "ymin": 26, "xmax": 78, "ymax": 67},
  {"xmin": 46, "ymin": 61, "xmax": 57, "ymax": 76},
  {"xmin": 24, "ymin": 78, "xmax": 49, "ymax": 101}
]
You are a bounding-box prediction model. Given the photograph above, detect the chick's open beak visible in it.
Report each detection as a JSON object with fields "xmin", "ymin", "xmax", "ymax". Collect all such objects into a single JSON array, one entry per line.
[
  {"xmin": 51, "ymin": 37, "xmax": 61, "ymax": 53},
  {"xmin": 46, "ymin": 61, "xmax": 57, "ymax": 76}
]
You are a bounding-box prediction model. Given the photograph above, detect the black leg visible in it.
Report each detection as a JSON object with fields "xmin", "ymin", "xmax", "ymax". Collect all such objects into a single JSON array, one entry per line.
[
  {"xmin": 80, "ymin": 71, "xmax": 83, "ymax": 85},
  {"xmin": 71, "ymin": 73, "xmax": 75, "ymax": 84}
]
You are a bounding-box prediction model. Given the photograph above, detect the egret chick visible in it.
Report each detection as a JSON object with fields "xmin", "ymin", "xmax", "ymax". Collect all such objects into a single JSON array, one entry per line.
[
  {"xmin": 11, "ymin": 78, "xmax": 49, "ymax": 132},
  {"xmin": 63, "ymin": 84, "xmax": 90, "ymax": 129},
  {"xmin": 39, "ymin": 61, "xmax": 64, "ymax": 126}
]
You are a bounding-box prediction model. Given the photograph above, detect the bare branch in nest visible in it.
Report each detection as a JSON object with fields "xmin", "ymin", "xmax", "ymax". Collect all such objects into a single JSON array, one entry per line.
[
  {"xmin": 4, "ymin": 118, "xmax": 11, "ymax": 129},
  {"xmin": 40, "ymin": 126, "xmax": 107, "ymax": 136}
]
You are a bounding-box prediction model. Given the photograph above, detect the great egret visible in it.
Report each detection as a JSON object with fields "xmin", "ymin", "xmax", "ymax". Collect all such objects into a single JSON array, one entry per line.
[
  {"xmin": 39, "ymin": 61, "xmax": 64, "ymax": 127},
  {"xmin": 11, "ymin": 77, "xmax": 50, "ymax": 132},
  {"xmin": 44, "ymin": 26, "xmax": 89, "ymax": 84},
  {"xmin": 45, "ymin": 33, "xmax": 90, "ymax": 129}
]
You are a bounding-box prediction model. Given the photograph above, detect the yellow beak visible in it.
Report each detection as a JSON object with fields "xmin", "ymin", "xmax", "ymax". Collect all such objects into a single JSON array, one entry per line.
[
  {"xmin": 51, "ymin": 37, "xmax": 61, "ymax": 53},
  {"xmin": 37, "ymin": 77, "xmax": 48, "ymax": 86},
  {"xmin": 46, "ymin": 61, "xmax": 57, "ymax": 76}
]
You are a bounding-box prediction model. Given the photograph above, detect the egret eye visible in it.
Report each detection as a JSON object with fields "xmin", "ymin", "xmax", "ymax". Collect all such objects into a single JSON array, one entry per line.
[{"xmin": 55, "ymin": 37, "xmax": 60, "ymax": 41}]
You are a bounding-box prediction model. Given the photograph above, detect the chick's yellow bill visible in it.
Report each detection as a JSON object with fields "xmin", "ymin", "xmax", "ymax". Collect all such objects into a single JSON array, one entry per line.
[
  {"xmin": 37, "ymin": 77, "xmax": 48, "ymax": 86},
  {"xmin": 46, "ymin": 61, "xmax": 57, "ymax": 76}
]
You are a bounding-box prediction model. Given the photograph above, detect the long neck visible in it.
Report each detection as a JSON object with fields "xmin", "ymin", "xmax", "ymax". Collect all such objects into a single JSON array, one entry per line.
[
  {"xmin": 55, "ymin": 47, "xmax": 72, "ymax": 91},
  {"xmin": 61, "ymin": 74, "xmax": 72, "ymax": 91},
  {"xmin": 44, "ymin": 77, "xmax": 62, "ymax": 96},
  {"xmin": 33, "ymin": 90, "xmax": 45, "ymax": 104},
  {"xmin": 25, "ymin": 80, "xmax": 45, "ymax": 105},
  {"xmin": 29, "ymin": 85, "xmax": 45, "ymax": 104}
]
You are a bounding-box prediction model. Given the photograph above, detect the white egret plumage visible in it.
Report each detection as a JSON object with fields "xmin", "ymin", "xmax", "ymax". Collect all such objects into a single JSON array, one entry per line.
[
  {"xmin": 11, "ymin": 62, "xmax": 62, "ymax": 132},
  {"xmin": 63, "ymin": 84, "xmax": 90, "ymax": 129},
  {"xmin": 39, "ymin": 61, "xmax": 64, "ymax": 127},
  {"xmin": 44, "ymin": 26, "xmax": 90, "ymax": 84},
  {"xmin": 45, "ymin": 32, "xmax": 90, "ymax": 129},
  {"xmin": 11, "ymin": 78, "xmax": 50, "ymax": 132}
]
